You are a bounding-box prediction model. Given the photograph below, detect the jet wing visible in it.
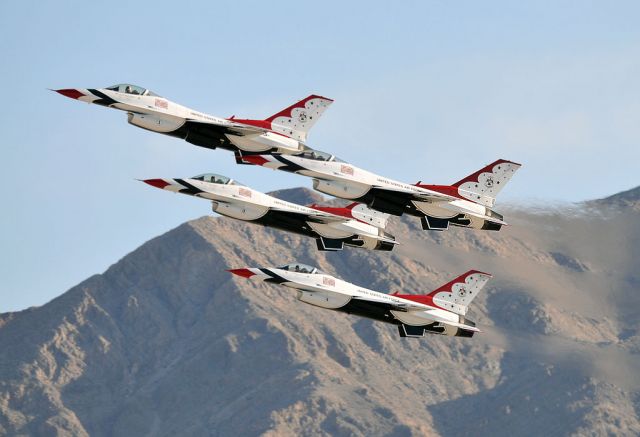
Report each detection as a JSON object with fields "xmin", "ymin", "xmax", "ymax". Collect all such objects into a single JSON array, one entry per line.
[
  {"xmin": 369, "ymin": 185, "xmax": 456, "ymax": 203},
  {"xmin": 368, "ymin": 186, "xmax": 506, "ymax": 225},
  {"xmin": 305, "ymin": 214, "xmax": 350, "ymax": 224},
  {"xmin": 465, "ymin": 211, "xmax": 508, "ymax": 226},
  {"xmin": 352, "ymin": 296, "xmax": 480, "ymax": 332},
  {"xmin": 270, "ymin": 207, "xmax": 349, "ymax": 225},
  {"xmin": 409, "ymin": 191, "xmax": 457, "ymax": 203},
  {"xmin": 437, "ymin": 319, "xmax": 481, "ymax": 332},
  {"xmin": 226, "ymin": 124, "xmax": 271, "ymax": 137},
  {"xmin": 185, "ymin": 119, "xmax": 271, "ymax": 137},
  {"xmin": 359, "ymin": 186, "xmax": 455, "ymax": 216},
  {"xmin": 351, "ymin": 296, "xmax": 427, "ymax": 313},
  {"xmin": 237, "ymin": 208, "xmax": 348, "ymax": 234}
]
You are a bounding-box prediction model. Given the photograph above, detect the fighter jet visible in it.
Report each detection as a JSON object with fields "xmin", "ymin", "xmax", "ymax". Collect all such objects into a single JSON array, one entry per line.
[
  {"xmin": 142, "ymin": 173, "xmax": 396, "ymax": 251},
  {"xmin": 229, "ymin": 264, "xmax": 491, "ymax": 338},
  {"xmin": 54, "ymin": 84, "xmax": 332, "ymax": 154},
  {"xmin": 236, "ymin": 150, "xmax": 520, "ymax": 231}
]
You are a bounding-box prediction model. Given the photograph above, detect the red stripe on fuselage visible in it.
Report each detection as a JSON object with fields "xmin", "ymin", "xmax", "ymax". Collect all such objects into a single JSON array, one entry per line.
[
  {"xmin": 226, "ymin": 118, "xmax": 291, "ymax": 139},
  {"xmin": 413, "ymin": 184, "xmax": 474, "ymax": 203},
  {"xmin": 309, "ymin": 204, "xmax": 368, "ymax": 224},
  {"xmin": 393, "ymin": 294, "xmax": 447, "ymax": 311},
  {"xmin": 309, "ymin": 205, "xmax": 354, "ymax": 218},
  {"xmin": 228, "ymin": 118, "xmax": 271, "ymax": 130}
]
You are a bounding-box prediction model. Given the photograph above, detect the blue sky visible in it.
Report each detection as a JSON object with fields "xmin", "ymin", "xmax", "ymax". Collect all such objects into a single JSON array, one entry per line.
[{"xmin": 2, "ymin": 1, "xmax": 639, "ymax": 311}]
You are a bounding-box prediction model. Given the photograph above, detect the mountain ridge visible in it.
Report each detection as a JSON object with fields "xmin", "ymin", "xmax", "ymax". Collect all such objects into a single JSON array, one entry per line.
[{"xmin": 589, "ymin": 185, "xmax": 640, "ymax": 210}]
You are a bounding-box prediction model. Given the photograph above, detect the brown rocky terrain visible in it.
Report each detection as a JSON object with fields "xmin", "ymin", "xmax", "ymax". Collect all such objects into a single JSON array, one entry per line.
[{"xmin": 1, "ymin": 186, "xmax": 639, "ymax": 436}]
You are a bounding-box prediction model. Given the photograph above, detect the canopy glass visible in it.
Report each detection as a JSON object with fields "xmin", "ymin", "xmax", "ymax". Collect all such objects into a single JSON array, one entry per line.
[{"xmin": 105, "ymin": 83, "xmax": 161, "ymax": 97}]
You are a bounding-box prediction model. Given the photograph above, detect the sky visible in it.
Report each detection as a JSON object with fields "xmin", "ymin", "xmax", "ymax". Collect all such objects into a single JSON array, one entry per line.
[{"xmin": 1, "ymin": 1, "xmax": 639, "ymax": 312}]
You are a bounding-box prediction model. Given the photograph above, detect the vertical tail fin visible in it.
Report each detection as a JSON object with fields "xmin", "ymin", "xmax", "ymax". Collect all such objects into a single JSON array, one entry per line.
[
  {"xmin": 453, "ymin": 159, "xmax": 521, "ymax": 207},
  {"xmin": 427, "ymin": 270, "xmax": 492, "ymax": 315},
  {"xmin": 265, "ymin": 95, "xmax": 333, "ymax": 142}
]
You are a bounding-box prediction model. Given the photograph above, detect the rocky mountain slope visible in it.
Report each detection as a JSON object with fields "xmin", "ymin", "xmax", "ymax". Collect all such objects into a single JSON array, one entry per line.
[
  {"xmin": 1, "ymin": 187, "xmax": 639, "ymax": 436},
  {"xmin": 589, "ymin": 186, "xmax": 640, "ymax": 211}
]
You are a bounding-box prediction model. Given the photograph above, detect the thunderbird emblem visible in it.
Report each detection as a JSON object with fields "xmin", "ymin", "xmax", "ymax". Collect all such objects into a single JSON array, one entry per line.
[{"xmin": 485, "ymin": 176, "xmax": 494, "ymax": 188}]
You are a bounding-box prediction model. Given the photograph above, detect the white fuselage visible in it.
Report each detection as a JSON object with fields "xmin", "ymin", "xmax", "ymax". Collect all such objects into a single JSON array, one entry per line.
[
  {"xmin": 72, "ymin": 88, "xmax": 305, "ymax": 153},
  {"xmin": 247, "ymin": 268, "xmax": 461, "ymax": 327},
  {"xmin": 75, "ymin": 88, "xmax": 225, "ymax": 129}
]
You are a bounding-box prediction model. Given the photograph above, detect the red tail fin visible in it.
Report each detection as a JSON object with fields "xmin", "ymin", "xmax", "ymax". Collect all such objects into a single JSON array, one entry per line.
[
  {"xmin": 265, "ymin": 95, "xmax": 333, "ymax": 121},
  {"xmin": 264, "ymin": 95, "xmax": 333, "ymax": 142},
  {"xmin": 427, "ymin": 270, "xmax": 492, "ymax": 312},
  {"xmin": 452, "ymin": 159, "xmax": 521, "ymax": 207},
  {"xmin": 452, "ymin": 159, "xmax": 520, "ymax": 187}
]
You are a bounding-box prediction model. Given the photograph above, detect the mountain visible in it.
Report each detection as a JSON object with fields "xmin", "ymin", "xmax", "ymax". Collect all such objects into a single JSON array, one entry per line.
[
  {"xmin": 589, "ymin": 186, "xmax": 640, "ymax": 211},
  {"xmin": 1, "ymin": 187, "xmax": 640, "ymax": 436},
  {"xmin": 268, "ymin": 187, "xmax": 326, "ymax": 205}
]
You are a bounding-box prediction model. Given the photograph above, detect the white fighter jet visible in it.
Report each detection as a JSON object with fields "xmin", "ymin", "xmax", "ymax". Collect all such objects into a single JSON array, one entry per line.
[
  {"xmin": 229, "ymin": 263, "xmax": 491, "ymax": 338},
  {"xmin": 237, "ymin": 151, "xmax": 521, "ymax": 231},
  {"xmin": 142, "ymin": 173, "xmax": 396, "ymax": 251},
  {"xmin": 54, "ymin": 84, "xmax": 332, "ymax": 154}
]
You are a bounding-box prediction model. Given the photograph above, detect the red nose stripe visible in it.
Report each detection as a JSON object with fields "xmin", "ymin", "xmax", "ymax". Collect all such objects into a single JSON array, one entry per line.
[
  {"xmin": 227, "ymin": 268, "xmax": 256, "ymax": 278},
  {"xmin": 143, "ymin": 179, "xmax": 171, "ymax": 189},
  {"xmin": 241, "ymin": 155, "xmax": 270, "ymax": 166},
  {"xmin": 55, "ymin": 89, "xmax": 86, "ymax": 100}
]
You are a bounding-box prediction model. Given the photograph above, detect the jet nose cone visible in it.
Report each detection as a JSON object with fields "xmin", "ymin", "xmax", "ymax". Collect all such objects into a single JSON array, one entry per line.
[
  {"xmin": 227, "ymin": 268, "xmax": 256, "ymax": 279},
  {"xmin": 240, "ymin": 155, "xmax": 270, "ymax": 166},
  {"xmin": 54, "ymin": 88, "xmax": 86, "ymax": 100},
  {"xmin": 142, "ymin": 179, "xmax": 171, "ymax": 189}
]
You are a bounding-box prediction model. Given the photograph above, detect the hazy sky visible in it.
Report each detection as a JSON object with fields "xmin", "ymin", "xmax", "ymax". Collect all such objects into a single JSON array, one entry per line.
[{"xmin": 2, "ymin": 1, "xmax": 639, "ymax": 312}]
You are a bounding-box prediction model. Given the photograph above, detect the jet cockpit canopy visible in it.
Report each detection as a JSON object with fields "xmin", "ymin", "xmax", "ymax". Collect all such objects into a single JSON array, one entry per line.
[
  {"xmin": 294, "ymin": 149, "xmax": 344, "ymax": 163},
  {"xmin": 278, "ymin": 263, "xmax": 321, "ymax": 274},
  {"xmin": 191, "ymin": 173, "xmax": 239, "ymax": 185},
  {"xmin": 105, "ymin": 84, "xmax": 161, "ymax": 97}
]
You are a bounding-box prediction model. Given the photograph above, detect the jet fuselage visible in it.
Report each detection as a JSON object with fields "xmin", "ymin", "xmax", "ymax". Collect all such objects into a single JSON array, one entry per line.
[
  {"xmin": 56, "ymin": 84, "xmax": 332, "ymax": 155},
  {"xmin": 239, "ymin": 152, "xmax": 516, "ymax": 231},
  {"xmin": 229, "ymin": 264, "xmax": 485, "ymax": 338},
  {"xmin": 143, "ymin": 174, "xmax": 396, "ymax": 252}
]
